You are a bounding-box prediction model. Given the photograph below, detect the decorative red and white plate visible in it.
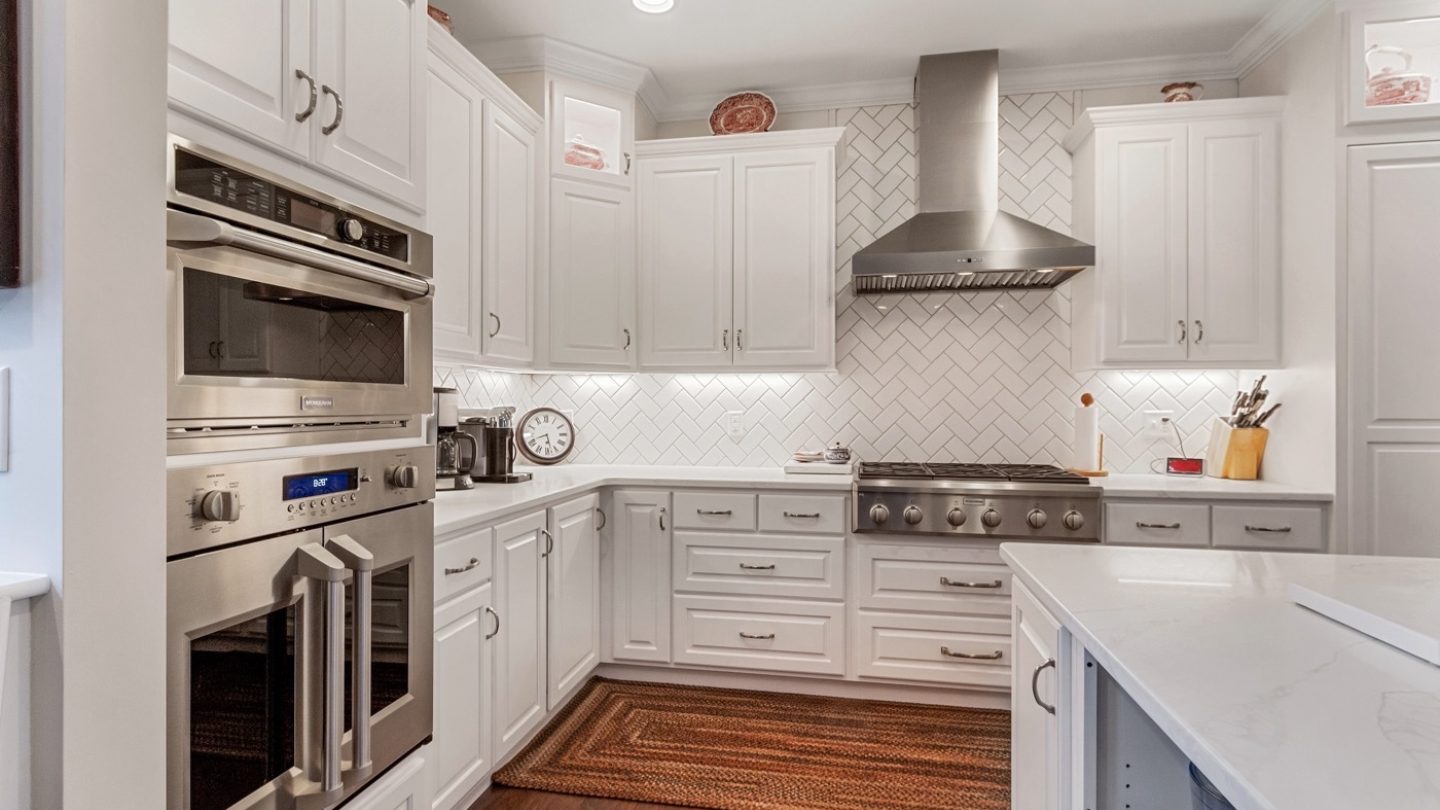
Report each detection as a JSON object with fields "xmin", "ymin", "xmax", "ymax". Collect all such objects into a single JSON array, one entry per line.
[{"xmin": 709, "ymin": 92, "xmax": 777, "ymax": 135}]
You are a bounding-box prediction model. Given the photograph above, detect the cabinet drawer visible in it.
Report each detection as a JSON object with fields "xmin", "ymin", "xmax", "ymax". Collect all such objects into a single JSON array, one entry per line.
[
  {"xmin": 1212, "ymin": 504, "xmax": 1325, "ymax": 551},
  {"xmin": 757, "ymin": 494, "xmax": 846, "ymax": 534},
  {"xmin": 674, "ymin": 532, "xmax": 844, "ymax": 599},
  {"xmin": 434, "ymin": 526, "xmax": 493, "ymax": 603},
  {"xmin": 673, "ymin": 491, "xmax": 757, "ymax": 531},
  {"xmin": 856, "ymin": 541, "xmax": 1010, "ymax": 616},
  {"xmin": 1105, "ymin": 503, "xmax": 1211, "ymax": 547},
  {"xmin": 854, "ymin": 611, "xmax": 1012, "ymax": 689},
  {"xmin": 672, "ymin": 594, "xmax": 844, "ymax": 675}
]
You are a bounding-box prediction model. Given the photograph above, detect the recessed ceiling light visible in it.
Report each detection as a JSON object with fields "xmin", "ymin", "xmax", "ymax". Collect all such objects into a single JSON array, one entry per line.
[{"xmin": 633, "ymin": 0, "xmax": 674, "ymax": 13}]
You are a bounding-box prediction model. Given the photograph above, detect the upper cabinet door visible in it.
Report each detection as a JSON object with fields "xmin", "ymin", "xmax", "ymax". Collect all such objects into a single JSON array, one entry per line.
[
  {"xmin": 551, "ymin": 77, "xmax": 635, "ymax": 190},
  {"xmin": 549, "ymin": 179, "xmax": 637, "ymax": 368},
  {"xmin": 426, "ymin": 54, "xmax": 484, "ymax": 362},
  {"xmin": 313, "ymin": 0, "xmax": 426, "ymax": 209},
  {"xmin": 1097, "ymin": 124, "xmax": 1190, "ymax": 364},
  {"xmin": 1186, "ymin": 117, "xmax": 1279, "ymax": 365},
  {"xmin": 482, "ymin": 102, "xmax": 539, "ymax": 366},
  {"xmin": 732, "ymin": 148, "xmax": 835, "ymax": 369},
  {"xmin": 168, "ymin": 0, "xmax": 312, "ymax": 159},
  {"xmin": 637, "ymin": 154, "xmax": 734, "ymax": 369}
]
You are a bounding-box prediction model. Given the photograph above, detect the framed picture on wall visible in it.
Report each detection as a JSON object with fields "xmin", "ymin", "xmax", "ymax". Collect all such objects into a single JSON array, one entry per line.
[{"xmin": 1, "ymin": 0, "xmax": 17, "ymax": 288}]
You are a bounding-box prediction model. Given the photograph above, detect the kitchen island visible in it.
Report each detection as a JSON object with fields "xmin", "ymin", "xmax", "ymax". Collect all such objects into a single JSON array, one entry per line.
[{"xmin": 1000, "ymin": 543, "xmax": 1440, "ymax": 810}]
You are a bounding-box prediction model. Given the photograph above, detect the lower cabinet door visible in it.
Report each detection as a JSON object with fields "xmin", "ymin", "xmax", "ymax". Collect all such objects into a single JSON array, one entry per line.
[
  {"xmin": 493, "ymin": 511, "xmax": 548, "ymax": 761},
  {"xmin": 547, "ymin": 494, "xmax": 601, "ymax": 709},
  {"xmin": 431, "ymin": 582, "xmax": 492, "ymax": 810},
  {"xmin": 610, "ymin": 490, "xmax": 673, "ymax": 663},
  {"xmin": 1011, "ymin": 580, "xmax": 1062, "ymax": 810}
]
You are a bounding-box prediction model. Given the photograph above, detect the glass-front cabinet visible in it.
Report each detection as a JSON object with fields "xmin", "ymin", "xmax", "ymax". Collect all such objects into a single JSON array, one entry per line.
[
  {"xmin": 1346, "ymin": 0, "xmax": 1440, "ymax": 124},
  {"xmin": 550, "ymin": 76, "xmax": 635, "ymax": 189}
]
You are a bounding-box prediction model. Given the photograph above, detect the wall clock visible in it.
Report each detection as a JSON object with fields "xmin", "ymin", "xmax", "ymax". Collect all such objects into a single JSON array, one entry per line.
[{"xmin": 516, "ymin": 407, "xmax": 576, "ymax": 465}]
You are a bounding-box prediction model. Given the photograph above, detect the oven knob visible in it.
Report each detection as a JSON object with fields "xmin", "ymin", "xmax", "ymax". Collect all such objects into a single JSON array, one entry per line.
[
  {"xmin": 337, "ymin": 217, "xmax": 366, "ymax": 243},
  {"xmin": 981, "ymin": 509, "xmax": 1002, "ymax": 529},
  {"xmin": 390, "ymin": 464, "xmax": 420, "ymax": 489},
  {"xmin": 1027, "ymin": 508, "xmax": 1049, "ymax": 529},
  {"xmin": 903, "ymin": 505, "xmax": 924, "ymax": 525},
  {"xmin": 197, "ymin": 490, "xmax": 240, "ymax": 523},
  {"xmin": 869, "ymin": 504, "xmax": 890, "ymax": 525},
  {"xmin": 946, "ymin": 508, "xmax": 967, "ymax": 527},
  {"xmin": 1063, "ymin": 510, "xmax": 1085, "ymax": 531}
]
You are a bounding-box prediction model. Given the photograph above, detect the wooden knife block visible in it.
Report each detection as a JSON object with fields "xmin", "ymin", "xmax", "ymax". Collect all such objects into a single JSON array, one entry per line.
[{"xmin": 1206, "ymin": 420, "xmax": 1269, "ymax": 480}]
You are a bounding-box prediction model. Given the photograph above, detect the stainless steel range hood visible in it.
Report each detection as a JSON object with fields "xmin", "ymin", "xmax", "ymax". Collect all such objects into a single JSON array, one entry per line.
[{"xmin": 852, "ymin": 51, "xmax": 1094, "ymax": 294}]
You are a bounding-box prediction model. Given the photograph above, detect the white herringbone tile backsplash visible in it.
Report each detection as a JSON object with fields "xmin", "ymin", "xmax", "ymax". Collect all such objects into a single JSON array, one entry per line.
[{"xmin": 438, "ymin": 95, "xmax": 1238, "ymax": 471}]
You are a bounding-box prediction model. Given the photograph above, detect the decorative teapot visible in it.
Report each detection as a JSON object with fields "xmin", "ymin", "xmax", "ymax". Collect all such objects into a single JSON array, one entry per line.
[{"xmin": 1366, "ymin": 45, "xmax": 1432, "ymax": 107}]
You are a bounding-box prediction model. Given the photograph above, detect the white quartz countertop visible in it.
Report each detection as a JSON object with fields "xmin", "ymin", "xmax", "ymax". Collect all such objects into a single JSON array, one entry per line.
[
  {"xmin": 1096, "ymin": 473, "xmax": 1332, "ymax": 501},
  {"xmin": 0, "ymin": 572, "xmax": 49, "ymax": 601},
  {"xmin": 433, "ymin": 465, "xmax": 850, "ymax": 535},
  {"xmin": 1000, "ymin": 543, "xmax": 1440, "ymax": 810}
]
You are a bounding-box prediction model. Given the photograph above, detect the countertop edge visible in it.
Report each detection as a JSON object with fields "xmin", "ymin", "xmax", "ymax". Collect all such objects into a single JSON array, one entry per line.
[{"xmin": 0, "ymin": 572, "xmax": 51, "ymax": 602}]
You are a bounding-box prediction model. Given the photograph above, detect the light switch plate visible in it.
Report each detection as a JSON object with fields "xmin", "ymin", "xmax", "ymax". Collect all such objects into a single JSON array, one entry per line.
[{"xmin": 0, "ymin": 367, "xmax": 9, "ymax": 472}]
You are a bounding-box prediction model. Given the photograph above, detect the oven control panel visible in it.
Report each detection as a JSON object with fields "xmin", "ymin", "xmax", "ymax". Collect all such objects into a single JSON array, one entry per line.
[{"xmin": 167, "ymin": 446, "xmax": 434, "ymax": 559}]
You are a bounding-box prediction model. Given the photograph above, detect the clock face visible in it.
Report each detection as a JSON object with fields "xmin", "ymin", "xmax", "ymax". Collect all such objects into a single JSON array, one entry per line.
[{"xmin": 517, "ymin": 408, "xmax": 575, "ymax": 465}]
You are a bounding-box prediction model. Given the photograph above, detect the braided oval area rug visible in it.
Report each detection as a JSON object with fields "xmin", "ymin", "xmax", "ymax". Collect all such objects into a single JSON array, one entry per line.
[{"xmin": 493, "ymin": 678, "xmax": 1010, "ymax": 810}]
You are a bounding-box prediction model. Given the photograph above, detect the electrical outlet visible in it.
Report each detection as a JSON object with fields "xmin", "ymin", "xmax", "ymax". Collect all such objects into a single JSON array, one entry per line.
[
  {"xmin": 1143, "ymin": 409, "xmax": 1174, "ymax": 440},
  {"xmin": 724, "ymin": 410, "xmax": 745, "ymax": 440}
]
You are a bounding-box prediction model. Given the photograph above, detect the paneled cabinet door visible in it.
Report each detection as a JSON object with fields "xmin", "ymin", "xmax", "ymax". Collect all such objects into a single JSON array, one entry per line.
[
  {"xmin": 546, "ymin": 495, "xmax": 601, "ymax": 709},
  {"xmin": 1185, "ymin": 117, "xmax": 1279, "ymax": 365},
  {"xmin": 426, "ymin": 55, "xmax": 484, "ymax": 362},
  {"xmin": 167, "ymin": 0, "xmax": 312, "ymax": 159},
  {"xmin": 432, "ymin": 581, "xmax": 492, "ymax": 810},
  {"xmin": 313, "ymin": 0, "xmax": 427, "ymax": 208},
  {"xmin": 550, "ymin": 77, "xmax": 635, "ymax": 190},
  {"xmin": 549, "ymin": 179, "xmax": 636, "ymax": 368},
  {"xmin": 482, "ymin": 104, "xmax": 539, "ymax": 365},
  {"xmin": 1011, "ymin": 580, "xmax": 1062, "ymax": 810},
  {"xmin": 610, "ymin": 490, "xmax": 672, "ymax": 663},
  {"xmin": 733, "ymin": 148, "xmax": 835, "ymax": 369},
  {"xmin": 1097, "ymin": 124, "xmax": 1190, "ymax": 364},
  {"xmin": 492, "ymin": 511, "xmax": 548, "ymax": 760},
  {"xmin": 637, "ymin": 155, "xmax": 734, "ymax": 368}
]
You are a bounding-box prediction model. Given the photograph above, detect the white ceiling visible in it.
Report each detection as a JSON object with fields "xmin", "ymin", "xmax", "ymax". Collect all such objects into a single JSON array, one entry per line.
[{"xmin": 450, "ymin": 0, "xmax": 1287, "ymax": 115}]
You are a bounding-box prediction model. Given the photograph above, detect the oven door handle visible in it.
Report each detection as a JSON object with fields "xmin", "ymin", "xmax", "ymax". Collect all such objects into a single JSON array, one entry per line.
[
  {"xmin": 296, "ymin": 542, "xmax": 348, "ymax": 799},
  {"xmin": 167, "ymin": 209, "xmax": 435, "ymax": 299},
  {"xmin": 327, "ymin": 534, "xmax": 375, "ymax": 781}
]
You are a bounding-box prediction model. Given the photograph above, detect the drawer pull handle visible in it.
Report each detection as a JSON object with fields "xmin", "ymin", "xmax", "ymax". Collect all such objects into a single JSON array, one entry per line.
[
  {"xmin": 443, "ymin": 557, "xmax": 482, "ymax": 575},
  {"xmin": 940, "ymin": 646, "xmax": 1003, "ymax": 661},
  {"xmin": 1032, "ymin": 658, "xmax": 1057, "ymax": 715},
  {"xmin": 1136, "ymin": 522, "xmax": 1182, "ymax": 530},
  {"xmin": 1244, "ymin": 525, "xmax": 1292, "ymax": 533},
  {"xmin": 940, "ymin": 577, "xmax": 1003, "ymax": 589},
  {"xmin": 739, "ymin": 563, "xmax": 776, "ymax": 571},
  {"xmin": 784, "ymin": 511, "xmax": 822, "ymax": 519},
  {"xmin": 697, "ymin": 509, "xmax": 733, "ymax": 516},
  {"xmin": 739, "ymin": 632, "xmax": 775, "ymax": 640}
]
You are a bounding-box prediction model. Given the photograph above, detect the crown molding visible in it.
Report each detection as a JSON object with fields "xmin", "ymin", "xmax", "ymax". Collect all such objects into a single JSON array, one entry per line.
[
  {"xmin": 636, "ymin": 126, "xmax": 846, "ymax": 156},
  {"xmin": 1228, "ymin": 0, "xmax": 1332, "ymax": 78},
  {"xmin": 998, "ymin": 52, "xmax": 1237, "ymax": 95},
  {"xmin": 1063, "ymin": 95, "xmax": 1287, "ymax": 152},
  {"xmin": 465, "ymin": 36, "xmax": 671, "ymax": 121}
]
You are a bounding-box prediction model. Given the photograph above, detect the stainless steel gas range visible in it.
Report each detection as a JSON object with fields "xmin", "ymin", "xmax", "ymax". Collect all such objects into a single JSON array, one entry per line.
[{"xmin": 853, "ymin": 462, "xmax": 1101, "ymax": 542}]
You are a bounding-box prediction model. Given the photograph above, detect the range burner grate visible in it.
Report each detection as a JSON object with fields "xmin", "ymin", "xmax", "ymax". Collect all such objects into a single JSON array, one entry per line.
[{"xmin": 860, "ymin": 461, "xmax": 1089, "ymax": 484}]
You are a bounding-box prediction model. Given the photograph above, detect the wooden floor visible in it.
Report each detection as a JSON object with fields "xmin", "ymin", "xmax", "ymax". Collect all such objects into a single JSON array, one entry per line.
[{"xmin": 471, "ymin": 785, "xmax": 685, "ymax": 810}]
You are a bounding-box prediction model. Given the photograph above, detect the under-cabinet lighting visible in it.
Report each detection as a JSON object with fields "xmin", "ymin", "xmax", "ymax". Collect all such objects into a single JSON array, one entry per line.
[{"xmin": 633, "ymin": 0, "xmax": 674, "ymax": 13}]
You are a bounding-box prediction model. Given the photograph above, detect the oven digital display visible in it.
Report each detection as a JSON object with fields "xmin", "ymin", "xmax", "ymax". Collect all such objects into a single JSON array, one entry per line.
[{"xmin": 283, "ymin": 468, "xmax": 359, "ymax": 501}]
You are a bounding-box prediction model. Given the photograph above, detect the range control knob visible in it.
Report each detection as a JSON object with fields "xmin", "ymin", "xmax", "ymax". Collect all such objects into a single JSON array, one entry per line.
[
  {"xmin": 1026, "ymin": 508, "xmax": 1049, "ymax": 529},
  {"xmin": 198, "ymin": 490, "xmax": 240, "ymax": 523},
  {"xmin": 337, "ymin": 217, "xmax": 366, "ymax": 243},
  {"xmin": 1062, "ymin": 510, "xmax": 1085, "ymax": 531},
  {"xmin": 946, "ymin": 507, "xmax": 967, "ymax": 527},
  {"xmin": 869, "ymin": 504, "xmax": 891, "ymax": 525},
  {"xmin": 981, "ymin": 509, "xmax": 1003, "ymax": 529},
  {"xmin": 903, "ymin": 505, "xmax": 924, "ymax": 525},
  {"xmin": 389, "ymin": 464, "xmax": 420, "ymax": 490}
]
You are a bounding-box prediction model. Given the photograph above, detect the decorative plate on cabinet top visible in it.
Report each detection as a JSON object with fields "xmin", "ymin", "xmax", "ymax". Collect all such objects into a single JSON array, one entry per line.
[{"xmin": 709, "ymin": 92, "xmax": 777, "ymax": 135}]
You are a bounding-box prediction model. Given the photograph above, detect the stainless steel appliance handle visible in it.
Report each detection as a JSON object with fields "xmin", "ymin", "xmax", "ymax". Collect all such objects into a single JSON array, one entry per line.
[
  {"xmin": 326, "ymin": 535, "xmax": 375, "ymax": 779},
  {"xmin": 1136, "ymin": 522, "xmax": 1181, "ymax": 530},
  {"xmin": 321, "ymin": 85, "xmax": 344, "ymax": 135},
  {"xmin": 444, "ymin": 557, "xmax": 482, "ymax": 575},
  {"xmin": 940, "ymin": 646, "xmax": 1003, "ymax": 660},
  {"xmin": 540, "ymin": 528, "xmax": 554, "ymax": 558},
  {"xmin": 738, "ymin": 563, "xmax": 776, "ymax": 571},
  {"xmin": 738, "ymin": 632, "xmax": 775, "ymax": 640},
  {"xmin": 484, "ymin": 606, "xmax": 500, "ymax": 639},
  {"xmin": 1244, "ymin": 525, "xmax": 1292, "ymax": 533},
  {"xmin": 1032, "ymin": 658, "xmax": 1057, "ymax": 715},
  {"xmin": 939, "ymin": 577, "xmax": 1003, "ymax": 589},
  {"xmin": 697, "ymin": 509, "xmax": 732, "ymax": 516},
  {"xmin": 296, "ymin": 543, "xmax": 348, "ymax": 796},
  {"xmin": 295, "ymin": 69, "xmax": 318, "ymax": 122},
  {"xmin": 167, "ymin": 210, "xmax": 434, "ymax": 298}
]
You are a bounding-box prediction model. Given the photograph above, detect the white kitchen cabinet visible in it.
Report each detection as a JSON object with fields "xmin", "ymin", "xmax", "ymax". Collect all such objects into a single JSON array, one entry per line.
[
  {"xmin": 1011, "ymin": 579, "xmax": 1062, "ymax": 810},
  {"xmin": 548, "ymin": 179, "xmax": 636, "ymax": 368},
  {"xmin": 348, "ymin": 750, "xmax": 430, "ymax": 810},
  {"xmin": 492, "ymin": 510, "xmax": 548, "ymax": 760},
  {"xmin": 546, "ymin": 494, "xmax": 601, "ymax": 709},
  {"xmin": 481, "ymin": 103, "xmax": 540, "ymax": 365},
  {"xmin": 432, "ymin": 581, "xmax": 493, "ymax": 810},
  {"xmin": 1067, "ymin": 98, "xmax": 1282, "ymax": 369},
  {"xmin": 427, "ymin": 51, "xmax": 484, "ymax": 361},
  {"xmin": 550, "ymin": 76, "xmax": 636, "ymax": 190},
  {"xmin": 610, "ymin": 490, "xmax": 672, "ymax": 663}
]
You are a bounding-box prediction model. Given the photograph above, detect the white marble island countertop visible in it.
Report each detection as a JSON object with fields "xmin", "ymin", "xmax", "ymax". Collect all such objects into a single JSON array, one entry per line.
[
  {"xmin": 1097, "ymin": 473, "xmax": 1332, "ymax": 501},
  {"xmin": 1001, "ymin": 543, "xmax": 1440, "ymax": 810},
  {"xmin": 433, "ymin": 465, "xmax": 851, "ymax": 535}
]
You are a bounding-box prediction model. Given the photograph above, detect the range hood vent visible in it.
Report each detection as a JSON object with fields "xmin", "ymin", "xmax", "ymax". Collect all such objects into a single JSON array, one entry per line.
[{"xmin": 852, "ymin": 51, "xmax": 1094, "ymax": 294}]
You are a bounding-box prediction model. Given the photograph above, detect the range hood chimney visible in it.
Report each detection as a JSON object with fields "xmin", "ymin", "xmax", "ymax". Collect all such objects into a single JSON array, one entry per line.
[{"xmin": 851, "ymin": 50, "xmax": 1095, "ymax": 293}]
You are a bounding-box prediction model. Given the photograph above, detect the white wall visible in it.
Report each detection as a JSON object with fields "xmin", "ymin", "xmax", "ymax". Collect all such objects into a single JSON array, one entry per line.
[{"xmin": 1237, "ymin": 10, "xmax": 1339, "ymax": 492}]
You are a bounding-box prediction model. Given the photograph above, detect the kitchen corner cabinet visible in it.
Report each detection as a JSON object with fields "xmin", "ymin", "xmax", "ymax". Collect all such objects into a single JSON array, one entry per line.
[
  {"xmin": 1011, "ymin": 579, "xmax": 1064, "ymax": 810},
  {"xmin": 548, "ymin": 179, "xmax": 637, "ymax": 368},
  {"xmin": 610, "ymin": 490, "xmax": 673, "ymax": 663},
  {"xmin": 635, "ymin": 129, "xmax": 842, "ymax": 372},
  {"xmin": 546, "ymin": 494, "xmax": 602, "ymax": 709},
  {"xmin": 1066, "ymin": 98, "xmax": 1282, "ymax": 369},
  {"xmin": 168, "ymin": 0, "xmax": 427, "ymax": 210},
  {"xmin": 550, "ymin": 76, "xmax": 636, "ymax": 190}
]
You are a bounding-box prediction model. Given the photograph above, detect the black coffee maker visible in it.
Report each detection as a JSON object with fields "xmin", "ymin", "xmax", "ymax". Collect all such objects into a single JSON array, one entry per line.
[{"xmin": 459, "ymin": 406, "xmax": 533, "ymax": 484}]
